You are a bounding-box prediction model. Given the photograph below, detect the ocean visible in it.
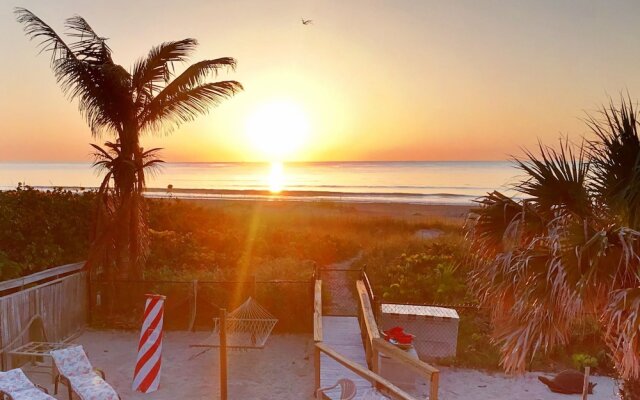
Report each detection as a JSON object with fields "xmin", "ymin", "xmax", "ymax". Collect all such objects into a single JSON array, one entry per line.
[{"xmin": 0, "ymin": 161, "xmax": 520, "ymax": 205}]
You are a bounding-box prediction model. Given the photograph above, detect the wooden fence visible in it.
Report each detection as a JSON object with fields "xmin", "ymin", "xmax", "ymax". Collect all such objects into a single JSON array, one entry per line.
[{"xmin": 0, "ymin": 263, "xmax": 87, "ymax": 370}]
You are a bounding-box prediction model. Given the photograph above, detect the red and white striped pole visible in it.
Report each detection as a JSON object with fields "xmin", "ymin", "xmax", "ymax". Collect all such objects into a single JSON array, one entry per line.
[{"xmin": 132, "ymin": 294, "xmax": 166, "ymax": 393}]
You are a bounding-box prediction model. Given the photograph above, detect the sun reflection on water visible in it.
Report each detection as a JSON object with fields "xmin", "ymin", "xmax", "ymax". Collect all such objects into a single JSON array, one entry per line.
[{"xmin": 268, "ymin": 162, "xmax": 285, "ymax": 193}]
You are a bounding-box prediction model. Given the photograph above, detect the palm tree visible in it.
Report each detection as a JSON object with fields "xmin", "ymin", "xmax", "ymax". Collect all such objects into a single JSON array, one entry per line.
[
  {"xmin": 466, "ymin": 98, "xmax": 640, "ymax": 398},
  {"xmin": 15, "ymin": 8, "xmax": 242, "ymax": 280}
]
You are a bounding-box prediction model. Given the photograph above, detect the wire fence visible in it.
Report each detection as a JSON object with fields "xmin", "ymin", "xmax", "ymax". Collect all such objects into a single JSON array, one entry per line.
[
  {"xmin": 318, "ymin": 268, "xmax": 362, "ymax": 316},
  {"xmin": 88, "ymin": 278, "xmax": 314, "ymax": 333}
]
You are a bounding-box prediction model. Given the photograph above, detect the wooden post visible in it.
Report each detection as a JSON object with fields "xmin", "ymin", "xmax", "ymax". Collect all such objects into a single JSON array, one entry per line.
[
  {"xmin": 86, "ymin": 270, "xmax": 93, "ymax": 326},
  {"xmin": 430, "ymin": 371, "xmax": 439, "ymax": 400},
  {"xmin": 372, "ymin": 345, "xmax": 382, "ymax": 391},
  {"xmin": 582, "ymin": 366, "xmax": 590, "ymax": 400},
  {"xmin": 188, "ymin": 280, "xmax": 198, "ymax": 332},
  {"xmin": 314, "ymin": 345, "xmax": 321, "ymax": 398},
  {"xmin": 220, "ymin": 308, "xmax": 228, "ymax": 400}
]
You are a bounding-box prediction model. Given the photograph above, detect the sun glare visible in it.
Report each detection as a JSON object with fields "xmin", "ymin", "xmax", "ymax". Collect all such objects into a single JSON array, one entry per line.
[
  {"xmin": 245, "ymin": 100, "xmax": 310, "ymax": 161},
  {"xmin": 267, "ymin": 161, "xmax": 285, "ymax": 193}
]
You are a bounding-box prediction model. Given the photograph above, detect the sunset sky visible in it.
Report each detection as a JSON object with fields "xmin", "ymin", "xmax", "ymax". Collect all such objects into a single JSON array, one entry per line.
[{"xmin": 1, "ymin": 0, "xmax": 640, "ymax": 162}]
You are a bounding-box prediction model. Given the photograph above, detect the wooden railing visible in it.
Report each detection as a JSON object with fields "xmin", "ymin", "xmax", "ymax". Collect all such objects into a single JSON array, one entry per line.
[
  {"xmin": 356, "ymin": 280, "xmax": 380, "ymax": 368},
  {"xmin": 356, "ymin": 280, "xmax": 440, "ymax": 400},
  {"xmin": 314, "ymin": 280, "xmax": 322, "ymax": 343},
  {"xmin": 0, "ymin": 262, "xmax": 84, "ymax": 293},
  {"xmin": 313, "ymin": 277, "xmax": 440, "ymax": 400},
  {"xmin": 0, "ymin": 268, "xmax": 87, "ymax": 370},
  {"xmin": 315, "ymin": 342, "xmax": 419, "ymax": 400},
  {"xmin": 314, "ymin": 279, "xmax": 323, "ymax": 392}
]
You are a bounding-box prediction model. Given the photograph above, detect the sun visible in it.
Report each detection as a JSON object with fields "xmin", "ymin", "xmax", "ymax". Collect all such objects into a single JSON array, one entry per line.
[{"xmin": 245, "ymin": 100, "xmax": 310, "ymax": 160}]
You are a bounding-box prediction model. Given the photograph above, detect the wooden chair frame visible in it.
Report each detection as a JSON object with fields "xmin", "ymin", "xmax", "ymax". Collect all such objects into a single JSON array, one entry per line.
[{"xmin": 0, "ymin": 383, "xmax": 51, "ymax": 400}]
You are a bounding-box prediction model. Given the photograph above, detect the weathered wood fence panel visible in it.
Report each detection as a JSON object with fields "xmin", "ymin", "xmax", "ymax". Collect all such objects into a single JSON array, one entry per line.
[{"xmin": 0, "ymin": 270, "xmax": 87, "ymax": 370}]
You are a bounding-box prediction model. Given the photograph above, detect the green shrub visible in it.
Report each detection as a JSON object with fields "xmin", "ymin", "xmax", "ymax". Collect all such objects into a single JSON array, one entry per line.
[{"xmin": 572, "ymin": 353, "xmax": 599, "ymax": 370}]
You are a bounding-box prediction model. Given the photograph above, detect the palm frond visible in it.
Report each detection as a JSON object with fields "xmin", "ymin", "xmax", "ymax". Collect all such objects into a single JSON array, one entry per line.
[
  {"xmin": 131, "ymin": 39, "xmax": 198, "ymax": 105},
  {"xmin": 15, "ymin": 8, "xmax": 76, "ymax": 64},
  {"xmin": 140, "ymin": 81, "xmax": 242, "ymax": 133},
  {"xmin": 587, "ymin": 96, "xmax": 640, "ymax": 229},
  {"xmin": 65, "ymin": 15, "xmax": 112, "ymax": 64},
  {"xmin": 150, "ymin": 58, "xmax": 237, "ymax": 100},
  {"xmin": 15, "ymin": 8, "xmax": 128, "ymax": 136},
  {"xmin": 603, "ymin": 287, "xmax": 640, "ymax": 379},
  {"xmin": 514, "ymin": 138, "xmax": 592, "ymax": 219}
]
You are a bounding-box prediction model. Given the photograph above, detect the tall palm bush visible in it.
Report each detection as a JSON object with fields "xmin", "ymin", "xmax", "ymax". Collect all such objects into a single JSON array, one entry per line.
[
  {"xmin": 15, "ymin": 9, "xmax": 242, "ymax": 279},
  {"xmin": 466, "ymin": 98, "xmax": 640, "ymax": 398}
]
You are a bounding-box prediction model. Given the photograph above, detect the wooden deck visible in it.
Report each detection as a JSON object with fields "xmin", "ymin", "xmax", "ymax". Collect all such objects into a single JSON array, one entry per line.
[{"xmin": 320, "ymin": 316, "xmax": 373, "ymax": 399}]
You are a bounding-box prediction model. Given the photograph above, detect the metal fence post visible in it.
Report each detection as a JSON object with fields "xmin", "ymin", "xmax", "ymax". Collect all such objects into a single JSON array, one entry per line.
[
  {"xmin": 86, "ymin": 270, "xmax": 92, "ymax": 326},
  {"xmin": 188, "ymin": 280, "xmax": 198, "ymax": 332}
]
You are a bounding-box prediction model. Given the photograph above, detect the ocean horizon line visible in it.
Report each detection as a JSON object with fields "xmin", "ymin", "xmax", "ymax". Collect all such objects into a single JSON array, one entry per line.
[{"xmin": 0, "ymin": 160, "xmax": 518, "ymax": 206}]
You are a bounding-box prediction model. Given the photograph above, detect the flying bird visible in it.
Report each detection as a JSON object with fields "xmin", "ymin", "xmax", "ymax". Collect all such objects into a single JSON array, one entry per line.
[{"xmin": 301, "ymin": 18, "xmax": 313, "ymax": 25}]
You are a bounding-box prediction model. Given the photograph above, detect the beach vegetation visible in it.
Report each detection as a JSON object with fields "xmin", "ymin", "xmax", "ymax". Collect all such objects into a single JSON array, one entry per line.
[{"xmin": 0, "ymin": 186, "xmax": 93, "ymax": 278}]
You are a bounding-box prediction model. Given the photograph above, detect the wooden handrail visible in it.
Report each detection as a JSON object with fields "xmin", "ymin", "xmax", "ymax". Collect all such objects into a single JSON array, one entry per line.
[
  {"xmin": 356, "ymin": 280, "xmax": 440, "ymax": 400},
  {"xmin": 373, "ymin": 338, "xmax": 440, "ymax": 376},
  {"xmin": 356, "ymin": 280, "xmax": 380, "ymax": 343},
  {"xmin": 314, "ymin": 280, "xmax": 322, "ymax": 342},
  {"xmin": 0, "ymin": 262, "xmax": 84, "ymax": 293},
  {"xmin": 315, "ymin": 342, "xmax": 417, "ymax": 400},
  {"xmin": 362, "ymin": 270, "xmax": 375, "ymax": 303}
]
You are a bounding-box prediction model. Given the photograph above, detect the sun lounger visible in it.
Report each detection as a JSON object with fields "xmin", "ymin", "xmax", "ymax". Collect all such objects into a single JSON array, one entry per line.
[
  {"xmin": 0, "ymin": 368, "xmax": 54, "ymax": 400},
  {"xmin": 316, "ymin": 378, "xmax": 357, "ymax": 399},
  {"xmin": 50, "ymin": 345, "xmax": 119, "ymax": 400}
]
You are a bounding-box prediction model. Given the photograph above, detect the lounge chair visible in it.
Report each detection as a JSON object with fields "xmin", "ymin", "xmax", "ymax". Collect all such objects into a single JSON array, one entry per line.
[
  {"xmin": 316, "ymin": 378, "xmax": 357, "ymax": 400},
  {"xmin": 0, "ymin": 368, "xmax": 54, "ymax": 400},
  {"xmin": 50, "ymin": 345, "xmax": 119, "ymax": 400}
]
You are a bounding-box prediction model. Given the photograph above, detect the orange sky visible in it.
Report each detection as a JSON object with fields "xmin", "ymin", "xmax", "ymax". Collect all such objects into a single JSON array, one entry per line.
[{"xmin": 1, "ymin": 0, "xmax": 640, "ymax": 162}]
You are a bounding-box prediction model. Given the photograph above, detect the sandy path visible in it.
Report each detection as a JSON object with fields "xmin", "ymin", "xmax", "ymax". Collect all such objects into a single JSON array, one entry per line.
[{"xmin": 321, "ymin": 253, "xmax": 362, "ymax": 316}]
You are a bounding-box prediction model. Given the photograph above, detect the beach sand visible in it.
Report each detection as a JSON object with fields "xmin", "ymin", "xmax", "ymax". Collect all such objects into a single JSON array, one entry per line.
[
  {"xmin": 28, "ymin": 330, "xmax": 315, "ymax": 400},
  {"xmin": 24, "ymin": 330, "xmax": 619, "ymax": 400},
  {"xmin": 172, "ymin": 198, "xmax": 472, "ymax": 223}
]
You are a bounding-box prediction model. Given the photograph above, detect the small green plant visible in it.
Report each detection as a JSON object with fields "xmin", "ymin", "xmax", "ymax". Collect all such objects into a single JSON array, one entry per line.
[{"xmin": 572, "ymin": 353, "xmax": 599, "ymax": 370}]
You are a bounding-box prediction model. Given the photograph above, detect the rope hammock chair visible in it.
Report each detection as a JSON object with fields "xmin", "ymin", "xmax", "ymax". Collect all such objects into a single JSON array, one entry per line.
[{"xmin": 197, "ymin": 297, "xmax": 278, "ymax": 350}]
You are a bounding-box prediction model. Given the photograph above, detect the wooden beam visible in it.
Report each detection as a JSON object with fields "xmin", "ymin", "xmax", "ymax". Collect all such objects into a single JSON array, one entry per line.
[
  {"xmin": 315, "ymin": 342, "xmax": 417, "ymax": 400},
  {"xmin": 220, "ymin": 309, "xmax": 227, "ymax": 400},
  {"xmin": 314, "ymin": 280, "xmax": 322, "ymax": 342},
  {"xmin": 314, "ymin": 345, "xmax": 321, "ymax": 395},
  {"xmin": 372, "ymin": 338, "xmax": 439, "ymax": 376},
  {"xmin": 0, "ymin": 262, "xmax": 84, "ymax": 293},
  {"xmin": 430, "ymin": 370, "xmax": 440, "ymax": 400},
  {"xmin": 356, "ymin": 280, "xmax": 380, "ymax": 341}
]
